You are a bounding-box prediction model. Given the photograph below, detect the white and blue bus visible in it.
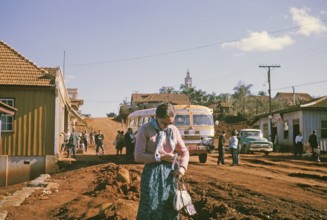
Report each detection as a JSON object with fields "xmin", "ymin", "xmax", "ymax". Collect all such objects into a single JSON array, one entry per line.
[{"xmin": 126, "ymin": 105, "xmax": 215, "ymax": 163}]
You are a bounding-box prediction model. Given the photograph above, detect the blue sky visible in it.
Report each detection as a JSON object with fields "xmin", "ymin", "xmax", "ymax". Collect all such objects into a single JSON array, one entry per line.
[{"xmin": 1, "ymin": 0, "xmax": 327, "ymax": 117}]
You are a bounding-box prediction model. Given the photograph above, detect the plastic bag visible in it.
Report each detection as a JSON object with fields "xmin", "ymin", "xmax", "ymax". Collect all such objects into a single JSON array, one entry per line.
[{"xmin": 173, "ymin": 189, "xmax": 192, "ymax": 211}]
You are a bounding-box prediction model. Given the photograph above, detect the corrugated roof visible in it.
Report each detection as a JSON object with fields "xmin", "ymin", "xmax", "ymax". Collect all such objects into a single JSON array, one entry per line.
[
  {"xmin": 300, "ymin": 96, "xmax": 327, "ymax": 108},
  {"xmin": 0, "ymin": 41, "xmax": 54, "ymax": 87}
]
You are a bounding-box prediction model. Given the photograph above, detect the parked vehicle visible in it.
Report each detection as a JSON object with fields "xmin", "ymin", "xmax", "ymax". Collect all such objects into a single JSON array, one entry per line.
[
  {"xmin": 126, "ymin": 105, "xmax": 215, "ymax": 163},
  {"xmin": 239, "ymin": 129, "xmax": 273, "ymax": 155}
]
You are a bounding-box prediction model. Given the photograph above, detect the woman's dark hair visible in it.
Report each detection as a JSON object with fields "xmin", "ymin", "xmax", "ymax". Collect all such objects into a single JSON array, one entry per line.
[{"xmin": 156, "ymin": 103, "xmax": 176, "ymax": 119}]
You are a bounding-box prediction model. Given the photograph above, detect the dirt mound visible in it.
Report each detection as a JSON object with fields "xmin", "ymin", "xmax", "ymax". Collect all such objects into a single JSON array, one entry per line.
[{"xmin": 92, "ymin": 163, "xmax": 141, "ymax": 201}]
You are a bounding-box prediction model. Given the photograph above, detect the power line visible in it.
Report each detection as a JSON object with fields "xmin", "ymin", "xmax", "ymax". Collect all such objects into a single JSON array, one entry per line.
[
  {"xmin": 274, "ymin": 79, "xmax": 327, "ymax": 91},
  {"xmin": 67, "ymin": 18, "xmax": 327, "ymax": 67},
  {"xmin": 84, "ymin": 100, "xmax": 120, "ymax": 103}
]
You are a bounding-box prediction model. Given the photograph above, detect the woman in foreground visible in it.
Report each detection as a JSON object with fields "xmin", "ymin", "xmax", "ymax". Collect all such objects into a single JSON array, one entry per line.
[{"xmin": 134, "ymin": 103, "xmax": 190, "ymax": 220}]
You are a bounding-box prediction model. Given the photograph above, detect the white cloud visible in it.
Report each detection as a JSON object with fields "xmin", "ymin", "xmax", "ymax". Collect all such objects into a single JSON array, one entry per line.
[
  {"xmin": 221, "ymin": 31, "xmax": 295, "ymax": 52},
  {"xmin": 290, "ymin": 7, "xmax": 327, "ymax": 36}
]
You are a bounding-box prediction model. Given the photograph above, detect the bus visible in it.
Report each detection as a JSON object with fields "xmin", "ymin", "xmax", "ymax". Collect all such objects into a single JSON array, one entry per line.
[{"xmin": 126, "ymin": 105, "xmax": 215, "ymax": 163}]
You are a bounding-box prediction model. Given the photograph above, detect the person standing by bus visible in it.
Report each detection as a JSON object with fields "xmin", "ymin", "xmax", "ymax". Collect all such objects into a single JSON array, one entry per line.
[
  {"xmin": 134, "ymin": 103, "xmax": 190, "ymax": 220},
  {"xmin": 124, "ymin": 127, "xmax": 135, "ymax": 162},
  {"xmin": 217, "ymin": 130, "xmax": 226, "ymax": 165}
]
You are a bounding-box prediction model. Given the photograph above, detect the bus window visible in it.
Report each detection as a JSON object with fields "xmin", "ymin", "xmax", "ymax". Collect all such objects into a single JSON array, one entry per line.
[
  {"xmin": 193, "ymin": 115, "xmax": 213, "ymax": 126},
  {"xmin": 129, "ymin": 118, "xmax": 136, "ymax": 127},
  {"xmin": 174, "ymin": 115, "xmax": 190, "ymax": 126},
  {"xmin": 143, "ymin": 116, "xmax": 150, "ymax": 124},
  {"xmin": 138, "ymin": 117, "xmax": 144, "ymax": 126}
]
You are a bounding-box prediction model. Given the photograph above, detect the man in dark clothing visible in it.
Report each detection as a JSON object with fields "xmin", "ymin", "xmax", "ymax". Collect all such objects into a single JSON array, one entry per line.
[
  {"xmin": 308, "ymin": 130, "xmax": 320, "ymax": 162},
  {"xmin": 95, "ymin": 130, "xmax": 105, "ymax": 156},
  {"xmin": 217, "ymin": 130, "xmax": 226, "ymax": 165},
  {"xmin": 67, "ymin": 128, "xmax": 79, "ymax": 158},
  {"xmin": 124, "ymin": 128, "xmax": 136, "ymax": 162}
]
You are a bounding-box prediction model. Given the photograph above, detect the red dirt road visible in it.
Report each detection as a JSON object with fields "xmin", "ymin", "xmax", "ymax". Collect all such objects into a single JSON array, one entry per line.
[{"xmin": 0, "ymin": 118, "xmax": 326, "ymax": 220}]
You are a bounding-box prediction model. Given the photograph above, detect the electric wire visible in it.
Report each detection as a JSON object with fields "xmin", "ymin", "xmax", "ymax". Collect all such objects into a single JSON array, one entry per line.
[{"xmin": 66, "ymin": 18, "xmax": 327, "ymax": 67}]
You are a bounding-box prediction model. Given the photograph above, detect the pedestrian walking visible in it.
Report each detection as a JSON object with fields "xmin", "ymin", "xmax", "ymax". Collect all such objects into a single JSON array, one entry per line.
[
  {"xmin": 308, "ymin": 130, "xmax": 320, "ymax": 162},
  {"xmin": 67, "ymin": 128, "xmax": 79, "ymax": 158},
  {"xmin": 95, "ymin": 130, "xmax": 105, "ymax": 156}
]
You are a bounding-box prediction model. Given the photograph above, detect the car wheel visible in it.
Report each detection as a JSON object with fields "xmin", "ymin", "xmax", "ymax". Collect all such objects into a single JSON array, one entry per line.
[{"xmin": 199, "ymin": 154, "xmax": 207, "ymax": 163}]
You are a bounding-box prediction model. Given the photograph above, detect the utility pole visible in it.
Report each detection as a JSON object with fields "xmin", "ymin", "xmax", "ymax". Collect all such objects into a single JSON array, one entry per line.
[
  {"xmin": 259, "ymin": 64, "xmax": 281, "ymax": 141},
  {"xmin": 292, "ymin": 86, "xmax": 295, "ymax": 105},
  {"xmin": 63, "ymin": 50, "xmax": 66, "ymax": 77}
]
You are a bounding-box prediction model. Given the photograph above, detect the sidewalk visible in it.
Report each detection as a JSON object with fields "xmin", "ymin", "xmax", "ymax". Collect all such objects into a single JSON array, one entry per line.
[{"xmin": 0, "ymin": 174, "xmax": 59, "ymax": 220}]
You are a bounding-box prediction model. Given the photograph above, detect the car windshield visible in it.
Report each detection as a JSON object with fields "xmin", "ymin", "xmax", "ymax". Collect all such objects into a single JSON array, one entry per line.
[
  {"xmin": 193, "ymin": 114, "xmax": 214, "ymax": 126},
  {"xmin": 174, "ymin": 115, "xmax": 190, "ymax": 126},
  {"xmin": 243, "ymin": 131, "xmax": 261, "ymax": 137}
]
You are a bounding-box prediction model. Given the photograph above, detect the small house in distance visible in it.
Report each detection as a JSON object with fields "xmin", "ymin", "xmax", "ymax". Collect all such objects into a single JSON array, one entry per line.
[
  {"xmin": 251, "ymin": 96, "xmax": 327, "ymax": 153},
  {"xmin": 119, "ymin": 93, "xmax": 190, "ymax": 120}
]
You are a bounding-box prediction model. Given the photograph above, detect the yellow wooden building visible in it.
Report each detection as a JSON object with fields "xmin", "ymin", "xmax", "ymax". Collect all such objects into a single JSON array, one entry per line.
[{"xmin": 0, "ymin": 40, "xmax": 86, "ymax": 186}]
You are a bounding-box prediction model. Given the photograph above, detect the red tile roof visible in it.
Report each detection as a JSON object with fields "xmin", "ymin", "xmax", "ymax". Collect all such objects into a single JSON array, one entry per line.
[
  {"xmin": 0, "ymin": 41, "xmax": 54, "ymax": 87},
  {"xmin": 131, "ymin": 93, "xmax": 190, "ymax": 105},
  {"xmin": 274, "ymin": 92, "xmax": 312, "ymax": 100}
]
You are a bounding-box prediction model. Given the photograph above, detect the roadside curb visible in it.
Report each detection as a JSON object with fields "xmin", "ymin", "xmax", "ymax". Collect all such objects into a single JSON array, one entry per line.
[{"xmin": 0, "ymin": 174, "xmax": 59, "ymax": 220}]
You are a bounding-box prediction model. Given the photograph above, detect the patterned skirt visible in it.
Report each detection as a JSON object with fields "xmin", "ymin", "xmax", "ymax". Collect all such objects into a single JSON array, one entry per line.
[{"xmin": 136, "ymin": 162, "xmax": 178, "ymax": 220}]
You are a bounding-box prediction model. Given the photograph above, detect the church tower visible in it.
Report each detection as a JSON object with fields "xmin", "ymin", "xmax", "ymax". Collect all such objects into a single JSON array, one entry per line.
[{"xmin": 184, "ymin": 70, "xmax": 192, "ymax": 89}]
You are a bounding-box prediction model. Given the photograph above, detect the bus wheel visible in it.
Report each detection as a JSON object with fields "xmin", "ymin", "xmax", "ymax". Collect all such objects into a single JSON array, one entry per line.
[{"xmin": 199, "ymin": 154, "xmax": 207, "ymax": 163}]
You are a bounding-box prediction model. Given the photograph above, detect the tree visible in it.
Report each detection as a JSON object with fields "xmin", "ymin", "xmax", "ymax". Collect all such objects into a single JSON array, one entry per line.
[
  {"xmin": 233, "ymin": 81, "xmax": 253, "ymax": 116},
  {"xmin": 206, "ymin": 92, "xmax": 219, "ymax": 105},
  {"xmin": 159, "ymin": 86, "xmax": 176, "ymax": 94},
  {"xmin": 258, "ymin": 91, "xmax": 267, "ymax": 96},
  {"xmin": 120, "ymin": 97, "xmax": 130, "ymax": 106}
]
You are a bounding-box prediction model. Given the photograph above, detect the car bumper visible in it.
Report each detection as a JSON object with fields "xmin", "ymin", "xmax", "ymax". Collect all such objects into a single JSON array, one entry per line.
[
  {"xmin": 186, "ymin": 144, "xmax": 213, "ymax": 155},
  {"xmin": 249, "ymin": 147, "xmax": 273, "ymax": 152}
]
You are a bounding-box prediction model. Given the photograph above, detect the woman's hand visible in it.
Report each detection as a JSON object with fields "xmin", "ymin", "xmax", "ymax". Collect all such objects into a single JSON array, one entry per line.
[
  {"xmin": 174, "ymin": 167, "xmax": 185, "ymax": 179},
  {"xmin": 160, "ymin": 153, "xmax": 175, "ymax": 162}
]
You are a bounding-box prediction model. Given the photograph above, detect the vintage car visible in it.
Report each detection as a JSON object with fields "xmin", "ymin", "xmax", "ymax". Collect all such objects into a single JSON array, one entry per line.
[{"xmin": 239, "ymin": 129, "xmax": 273, "ymax": 155}]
